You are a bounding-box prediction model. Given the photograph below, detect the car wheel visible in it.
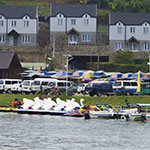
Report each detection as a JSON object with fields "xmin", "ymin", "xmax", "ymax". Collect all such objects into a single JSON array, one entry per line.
[
  {"xmin": 89, "ymin": 92, "xmax": 94, "ymax": 96},
  {"xmin": 125, "ymin": 91, "xmax": 130, "ymax": 96},
  {"xmin": 7, "ymin": 89, "xmax": 12, "ymax": 94},
  {"xmin": 82, "ymin": 91, "xmax": 86, "ymax": 95},
  {"xmin": 97, "ymin": 92, "xmax": 102, "ymax": 96}
]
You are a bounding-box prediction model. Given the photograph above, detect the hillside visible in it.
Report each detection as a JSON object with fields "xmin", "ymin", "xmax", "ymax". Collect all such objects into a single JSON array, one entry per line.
[{"xmin": 0, "ymin": 0, "xmax": 80, "ymax": 15}]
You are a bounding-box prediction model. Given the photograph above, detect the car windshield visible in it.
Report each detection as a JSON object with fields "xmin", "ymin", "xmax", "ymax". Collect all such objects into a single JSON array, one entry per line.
[
  {"xmin": 86, "ymin": 83, "xmax": 92, "ymax": 88},
  {"xmin": 141, "ymin": 83, "xmax": 150, "ymax": 89},
  {"xmin": 0, "ymin": 80, "xmax": 3, "ymax": 84},
  {"xmin": 123, "ymin": 82, "xmax": 130, "ymax": 86},
  {"xmin": 79, "ymin": 84, "xmax": 85, "ymax": 87},
  {"xmin": 48, "ymin": 82, "xmax": 55, "ymax": 86},
  {"xmin": 131, "ymin": 82, "xmax": 137, "ymax": 86},
  {"xmin": 34, "ymin": 81, "xmax": 40, "ymax": 85},
  {"xmin": 23, "ymin": 81, "xmax": 30, "ymax": 86},
  {"xmin": 113, "ymin": 82, "xmax": 121, "ymax": 86},
  {"xmin": 41, "ymin": 81, "xmax": 48, "ymax": 86},
  {"xmin": 12, "ymin": 81, "xmax": 18, "ymax": 84}
]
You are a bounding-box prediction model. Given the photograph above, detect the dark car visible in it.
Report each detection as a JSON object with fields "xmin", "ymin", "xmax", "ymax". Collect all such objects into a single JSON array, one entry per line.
[{"xmin": 85, "ymin": 82, "xmax": 113, "ymax": 96}]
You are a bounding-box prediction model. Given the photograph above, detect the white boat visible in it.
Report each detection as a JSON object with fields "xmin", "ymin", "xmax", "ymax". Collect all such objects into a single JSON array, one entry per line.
[
  {"xmin": 84, "ymin": 109, "xmax": 115, "ymax": 119},
  {"xmin": 121, "ymin": 104, "xmax": 150, "ymax": 122},
  {"xmin": 84, "ymin": 108, "xmax": 138, "ymax": 119}
]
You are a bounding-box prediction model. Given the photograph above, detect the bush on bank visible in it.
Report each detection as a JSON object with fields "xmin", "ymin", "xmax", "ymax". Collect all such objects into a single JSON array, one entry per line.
[{"xmin": 91, "ymin": 62, "xmax": 148, "ymax": 73}]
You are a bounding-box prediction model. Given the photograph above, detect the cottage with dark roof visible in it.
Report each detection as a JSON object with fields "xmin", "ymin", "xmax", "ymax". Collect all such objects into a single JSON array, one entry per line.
[
  {"xmin": 0, "ymin": 6, "xmax": 38, "ymax": 46},
  {"xmin": 109, "ymin": 12, "xmax": 150, "ymax": 51},
  {"xmin": 49, "ymin": 4, "xmax": 97, "ymax": 45},
  {"xmin": 0, "ymin": 51, "xmax": 22, "ymax": 78}
]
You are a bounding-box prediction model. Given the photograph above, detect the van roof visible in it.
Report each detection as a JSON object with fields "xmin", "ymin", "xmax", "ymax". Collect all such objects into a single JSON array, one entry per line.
[
  {"xmin": 116, "ymin": 80, "xmax": 137, "ymax": 82},
  {"xmin": 0, "ymin": 79, "xmax": 22, "ymax": 81},
  {"xmin": 34, "ymin": 78, "xmax": 58, "ymax": 81},
  {"xmin": 91, "ymin": 81, "xmax": 108, "ymax": 83}
]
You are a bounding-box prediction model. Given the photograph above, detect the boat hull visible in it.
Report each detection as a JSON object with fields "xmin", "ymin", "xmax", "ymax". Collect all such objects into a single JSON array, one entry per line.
[{"xmin": 14, "ymin": 109, "xmax": 67, "ymax": 116}]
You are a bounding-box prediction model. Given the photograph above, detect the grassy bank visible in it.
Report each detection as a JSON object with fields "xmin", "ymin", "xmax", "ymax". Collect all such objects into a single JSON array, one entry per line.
[
  {"xmin": 0, "ymin": 1, "xmax": 49, "ymax": 15},
  {"xmin": 0, "ymin": 94, "xmax": 150, "ymax": 106}
]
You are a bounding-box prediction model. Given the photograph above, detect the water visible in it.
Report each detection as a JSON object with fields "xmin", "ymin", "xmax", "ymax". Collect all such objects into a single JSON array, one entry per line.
[{"xmin": 0, "ymin": 112, "xmax": 149, "ymax": 150}]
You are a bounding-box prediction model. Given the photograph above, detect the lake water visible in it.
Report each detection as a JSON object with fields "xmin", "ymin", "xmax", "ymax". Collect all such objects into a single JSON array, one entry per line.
[{"xmin": 0, "ymin": 112, "xmax": 149, "ymax": 150}]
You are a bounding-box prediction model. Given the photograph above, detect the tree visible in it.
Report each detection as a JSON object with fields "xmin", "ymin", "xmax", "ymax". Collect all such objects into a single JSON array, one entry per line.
[
  {"xmin": 79, "ymin": 0, "xmax": 89, "ymax": 4},
  {"xmin": 37, "ymin": 27, "xmax": 49, "ymax": 48},
  {"xmin": 46, "ymin": 57, "xmax": 58, "ymax": 71},
  {"xmin": 108, "ymin": 0, "xmax": 129, "ymax": 11}
]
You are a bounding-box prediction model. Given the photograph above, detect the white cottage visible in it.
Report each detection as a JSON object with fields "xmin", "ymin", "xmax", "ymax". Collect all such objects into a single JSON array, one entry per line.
[
  {"xmin": 109, "ymin": 12, "xmax": 150, "ymax": 51},
  {"xmin": 49, "ymin": 4, "xmax": 97, "ymax": 45},
  {"xmin": 0, "ymin": 6, "xmax": 38, "ymax": 46}
]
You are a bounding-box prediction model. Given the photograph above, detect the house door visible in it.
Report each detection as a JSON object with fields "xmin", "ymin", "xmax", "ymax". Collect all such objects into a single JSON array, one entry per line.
[
  {"xmin": 68, "ymin": 34, "xmax": 78, "ymax": 45},
  {"xmin": 128, "ymin": 43, "xmax": 137, "ymax": 50},
  {"xmin": 8, "ymin": 36, "xmax": 14, "ymax": 46}
]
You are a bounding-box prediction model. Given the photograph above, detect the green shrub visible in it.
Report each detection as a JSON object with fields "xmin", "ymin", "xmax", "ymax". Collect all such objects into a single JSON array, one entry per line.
[{"xmin": 89, "ymin": 62, "xmax": 149, "ymax": 73}]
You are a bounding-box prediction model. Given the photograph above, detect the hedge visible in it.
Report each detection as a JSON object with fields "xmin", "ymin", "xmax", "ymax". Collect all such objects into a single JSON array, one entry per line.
[{"xmin": 88, "ymin": 62, "xmax": 149, "ymax": 73}]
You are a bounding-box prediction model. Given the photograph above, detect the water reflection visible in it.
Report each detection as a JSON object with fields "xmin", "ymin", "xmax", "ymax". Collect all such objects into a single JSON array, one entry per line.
[{"xmin": 0, "ymin": 112, "xmax": 149, "ymax": 150}]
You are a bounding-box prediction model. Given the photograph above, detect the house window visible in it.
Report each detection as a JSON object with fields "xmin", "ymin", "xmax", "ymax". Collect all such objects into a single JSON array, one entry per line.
[
  {"xmin": 81, "ymin": 34, "xmax": 91, "ymax": 42},
  {"xmin": 142, "ymin": 42, "xmax": 150, "ymax": 50},
  {"xmin": 58, "ymin": 18, "xmax": 63, "ymax": 25},
  {"xmin": 69, "ymin": 34, "xmax": 77, "ymax": 42},
  {"xmin": 130, "ymin": 27, "xmax": 135, "ymax": 33},
  {"xmin": 143, "ymin": 27, "xmax": 149, "ymax": 34},
  {"xmin": 84, "ymin": 19, "xmax": 89, "ymax": 25},
  {"xmin": 128, "ymin": 43, "xmax": 137, "ymax": 50},
  {"xmin": 71, "ymin": 19, "xmax": 76, "ymax": 25},
  {"xmin": 24, "ymin": 20, "xmax": 29, "ymax": 27},
  {"xmin": 22, "ymin": 35, "xmax": 31, "ymax": 43},
  {"xmin": 115, "ymin": 43, "xmax": 124, "ymax": 50},
  {"xmin": 0, "ymin": 20, "xmax": 3, "ymax": 27},
  {"xmin": 117, "ymin": 27, "xmax": 122, "ymax": 33},
  {"xmin": 11, "ymin": 21, "xmax": 16, "ymax": 27},
  {"xmin": 0, "ymin": 35, "xmax": 5, "ymax": 43},
  {"xmin": 68, "ymin": 34, "xmax": 78, "ymax": 44}
]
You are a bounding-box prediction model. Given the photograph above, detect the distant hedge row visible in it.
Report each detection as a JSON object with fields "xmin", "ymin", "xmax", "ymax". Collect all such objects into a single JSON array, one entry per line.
[{"xmin": 89, "ymin": 62, "xmax": 149, "ymax": 73}]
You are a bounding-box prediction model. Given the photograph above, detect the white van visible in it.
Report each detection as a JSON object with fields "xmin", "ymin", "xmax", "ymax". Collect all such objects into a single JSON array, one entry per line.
[
  {"xmin": 11, "ymin": 83, "xmax": 22, "ymax": 94},
  {"xmin": 21, "ymin": 80, "xmax": 34, "ymax": 94},
  {"xmin": 31, "ymin": 78, "xmax": 58, "ymax": 93},
  {"xmin": 48, "ymin": 80, "xmax": 74, "ymax": 93},
  {"xmin": 113, "ymin": 80, "xmax": 138, "ymax": 95},
  {"xmin": 0, "ymin": 79, "xmax": 22, "ymax": 93}
]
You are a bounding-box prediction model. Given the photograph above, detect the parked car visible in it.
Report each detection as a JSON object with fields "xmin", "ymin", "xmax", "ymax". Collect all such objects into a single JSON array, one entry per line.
[
  {"xmin": 0, "ymin": 79, "xmax": 22, "ymax": 93},
  {"xmin": 77, "ymin": 83, "xmax": 88, "ymax": 94},
  {"xmin": 21, "ymin": 80, "xmax": 34, "ymax": 94},
  {"xmin": 31, "ymin": 78, "xmax": 58, "ymax": 94},
  {"xmin": 85, "ymin": 82, "xmax": 113, "ymax": 96},
  {"xmin": 113, "ymin": 80, "xmax": 138, "ymax": 95},
  {"xmin": 140, "ymin": 79, "xmax": 150, "ymax": 95},
  {"xmin": 47, "ymin": 80, "xmax": 75, "ymax": 94},
  {"xmin": 11, "ymin": 83, "xmax": 22, "ymax": 94}
]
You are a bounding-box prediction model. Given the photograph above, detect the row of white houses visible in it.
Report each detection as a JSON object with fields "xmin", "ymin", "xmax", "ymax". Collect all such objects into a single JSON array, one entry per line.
[{"xmin": 0, "ymin": 4, "xmax": 150, "ymax": 51}]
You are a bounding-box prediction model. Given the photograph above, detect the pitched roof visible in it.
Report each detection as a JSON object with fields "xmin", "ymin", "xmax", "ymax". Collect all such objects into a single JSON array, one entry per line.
[
  {"xmin": 0, "ymin": 51, "xmax": 16, "ymax": 69},
  {"xmin": 0, "ymin": 6, "xmax": 37, "ymax": 19},
  {"xmin": 50, "ymin": 4, "xmax": 97, "ymax": 17},
  {"xmin": 109, "ymin": 12, "xmax": 150, "ymax": 25}
]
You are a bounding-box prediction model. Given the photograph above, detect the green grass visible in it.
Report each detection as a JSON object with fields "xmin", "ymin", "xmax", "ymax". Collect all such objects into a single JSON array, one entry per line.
[
  {"xmin": 0, "ymin": 1, "xmax": 50, "ymax": 15},
  {"xmin": 0, "ymin": 94, "xmax": 38, "ymax": 106},
  {"xmin": 0, "ymin": 94, "xmax": 150, "ymax": 107}
]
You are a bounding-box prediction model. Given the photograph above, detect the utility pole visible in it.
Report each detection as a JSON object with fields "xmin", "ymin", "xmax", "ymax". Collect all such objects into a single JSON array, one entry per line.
[
  {"xmin": 97, "ymin": 41, "xmax": 100, "ymax": 71},
  {"xmin": 52, "ymin": 35, "xmax": 55, "ymax": 58},
  {"xmin": 148, "ymin": 53, "xmax": 150, "ymax": 72},
  {"xmin": 97, "ymin": 21, "xmax": 100, "ymax": 71}
]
